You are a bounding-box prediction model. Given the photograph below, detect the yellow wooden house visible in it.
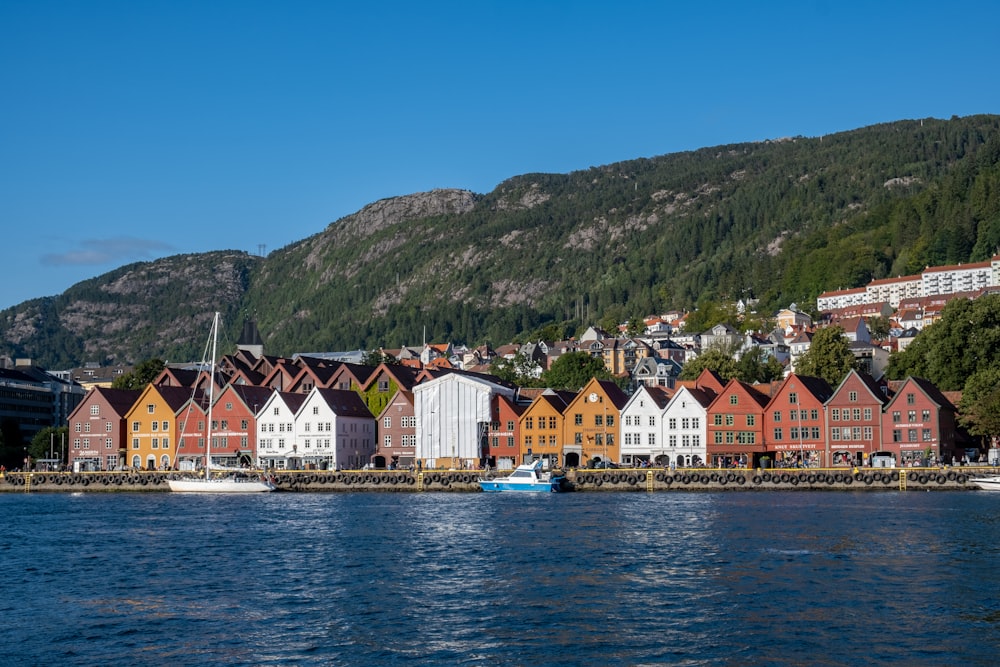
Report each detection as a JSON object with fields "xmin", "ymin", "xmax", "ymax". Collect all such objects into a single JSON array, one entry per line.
[
  {"xmin": 123, "ymin": 385, "xmax": 203, "ymax": 470},
  {"xmin": 561, "ymin": 378, "xmax": 630, "ymax": 466},
  {"xmin": 517, "ymin": 390, "xmax": 573, "ymax": 469}
]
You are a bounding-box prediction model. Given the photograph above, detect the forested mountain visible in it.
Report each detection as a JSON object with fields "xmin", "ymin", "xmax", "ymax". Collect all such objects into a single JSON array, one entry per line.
[{"xmin": 3, "ymin": 115, "xmax": 999, "ymax": 368}]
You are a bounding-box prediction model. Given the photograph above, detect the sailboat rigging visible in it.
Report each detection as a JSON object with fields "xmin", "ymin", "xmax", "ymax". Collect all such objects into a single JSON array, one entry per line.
[{"xmin": 168, "ymin": 312, "xmax": 275, "ymax": 493}]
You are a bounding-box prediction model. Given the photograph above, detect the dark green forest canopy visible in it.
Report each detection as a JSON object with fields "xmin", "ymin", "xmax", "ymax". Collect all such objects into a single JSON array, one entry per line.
[{"xmin": 2, "ymin": 115, "xmax": 999, "ymax": 368}]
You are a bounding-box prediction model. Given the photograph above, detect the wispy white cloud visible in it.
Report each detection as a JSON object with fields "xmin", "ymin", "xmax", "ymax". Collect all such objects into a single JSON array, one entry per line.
[{"xmin": 41, "ymin": 237, "xmax": 175, "ymax": 266}]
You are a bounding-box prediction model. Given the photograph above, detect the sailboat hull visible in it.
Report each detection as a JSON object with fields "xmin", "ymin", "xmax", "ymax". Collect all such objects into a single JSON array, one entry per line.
[{"xmin": 168, "ymin": 478, "xmax": 275, "ymax": 493}]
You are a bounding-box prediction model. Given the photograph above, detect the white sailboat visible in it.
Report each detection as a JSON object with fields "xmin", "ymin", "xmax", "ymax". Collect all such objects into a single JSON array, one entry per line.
[{"xmin": 168, "ymin": 312, "xmax": 275, "ymax": 493}]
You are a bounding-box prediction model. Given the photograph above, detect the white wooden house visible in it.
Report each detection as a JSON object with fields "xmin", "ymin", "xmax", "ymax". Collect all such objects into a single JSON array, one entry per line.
[
  {"xmin": 661, "ymin": 386, "xmax": 714, "ymax": 467},
  {"xmin": 619, "ymin": 386, "xmax": 672, "ymax": 466}
]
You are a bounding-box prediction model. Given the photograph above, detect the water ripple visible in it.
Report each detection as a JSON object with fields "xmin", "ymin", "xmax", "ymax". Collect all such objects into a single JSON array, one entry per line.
[{"xmin": 2, "ymin": 491, "xmax": 1000, "ymax": 665}]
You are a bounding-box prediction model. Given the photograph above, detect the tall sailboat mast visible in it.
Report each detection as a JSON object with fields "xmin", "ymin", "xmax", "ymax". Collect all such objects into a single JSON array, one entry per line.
[{"xmin": 206, "ymin": 312, "xmax": 219, "ymax": 475}]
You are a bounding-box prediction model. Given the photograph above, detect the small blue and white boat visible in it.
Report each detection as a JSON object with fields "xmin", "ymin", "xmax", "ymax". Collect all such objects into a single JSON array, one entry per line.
[{"xmin": 478, "ymin": 460, "xmax": 570, "ymax": 493}]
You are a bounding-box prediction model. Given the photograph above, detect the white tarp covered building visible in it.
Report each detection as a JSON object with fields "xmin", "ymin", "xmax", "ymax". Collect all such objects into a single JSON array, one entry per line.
[{"xmin": 414, "ymin": 373, "xmax": 515, "ymax": 469}]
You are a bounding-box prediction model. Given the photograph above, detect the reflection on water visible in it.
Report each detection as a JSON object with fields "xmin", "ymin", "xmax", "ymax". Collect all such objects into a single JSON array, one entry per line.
[{"xmin": 2, "ymin": 491, "xmax": 1000, "ymax": 666}]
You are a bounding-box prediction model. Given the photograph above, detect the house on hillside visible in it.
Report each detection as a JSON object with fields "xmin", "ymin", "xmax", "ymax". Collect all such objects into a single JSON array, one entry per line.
[
  {"xmin": 701, "ymin": 323, "xmax": 741, "ymax": 351},
  {"xmin": 631, "ymin": 356, "xmax": 681, "ymax": 389},
  {"xmin": 775, "ymin": 304, "xmax": 812, "ymax": 332}
]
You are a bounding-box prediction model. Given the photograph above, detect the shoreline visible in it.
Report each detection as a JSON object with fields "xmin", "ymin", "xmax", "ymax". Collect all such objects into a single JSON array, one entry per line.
[{"xmin": 1, "ymin": 466, "xmax": 989, "ymax": 492}]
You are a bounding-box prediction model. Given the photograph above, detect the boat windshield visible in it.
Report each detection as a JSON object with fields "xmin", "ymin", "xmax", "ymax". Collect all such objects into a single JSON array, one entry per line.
[{"xmin": 509, "ymin": 470, "xmax": 533, "ymax": 479}]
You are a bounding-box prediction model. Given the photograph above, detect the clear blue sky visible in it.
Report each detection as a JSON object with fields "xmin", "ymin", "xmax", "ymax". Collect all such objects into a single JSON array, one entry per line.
[{"xmin": 2, "ymin": 1, "xmax": 998, "ymax": 310}]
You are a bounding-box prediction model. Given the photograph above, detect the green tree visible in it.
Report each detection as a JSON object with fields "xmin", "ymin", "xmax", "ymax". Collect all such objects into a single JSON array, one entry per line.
[
  {"xmin": 886, "ymin": 294, "xmax": 1000, "ymax": 391},
  {"xmin": 489, "ymin": 353, "xmax": 543, "ymax": 387},
  {"xmin": 540, "ymin": 351, "xmax": 611, "ymax": 391},
  {"xmin": 795, "ymin": 326, "xmax": 857, "ymax": 387},
  {"xmin": 112, "ymin": 358, "xmax": 166, "ymax": 390},
  {"xmin": 736, "ymin": 346, "xmax": 786, "ymax": 384},
  {"xmin": 361, "ymin": 349, "xmax": 397, "ymax": 366},
  {"xmin": 682, "ymin": 300, "xmax": 740, "ymax": 334},
  {"xmin": 29, "ymin": 426, "xmax": 69, "ymax": 465},
  {"xmin": 867, "ymin": 315, "xmax": 891, "ymax": 340},
  {"xmin": 625, "ymin": 316, "xmax": 645, "ymax": 337},
  {"xmin": 678, "ymin": 344, "xmax": 739, "ymax": 381},
  {"xmin": 959, "ymin": 367, "xmax": 1000, "ymax": 448}
]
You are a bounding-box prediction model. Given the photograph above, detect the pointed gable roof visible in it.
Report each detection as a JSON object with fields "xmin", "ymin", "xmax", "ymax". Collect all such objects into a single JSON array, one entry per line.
[
  {"xmin": 155, "ymin": 384, "xmax": 206, "ymax": 414},
  {"xmin": 690, "ymin": 367, "xmax": 726, "ymax": 394},
  {"xmin": 829, "ymin": 368, "xmax": 890, "ymax": 406},
  {"xmin": 884, "ymin": 376, "xmax": 956, "ymax": 411},
  {"xmin": 681, "ymin": 385, "xmax": 718, "ymax": 409},
  {"xmin": 625, "ymin": 384, "xmax": 673, "ymax": 411},
  {"xmin": 375, "ymin": 389, "xmax": 414, "ymax": 420},
  {"xmin": 711, "ymin": 378, "xmax": 770, "ymax": 410},
  {"xmin": 768, "ymin": 373, "xmax": 834, "ymax": 409},
  {"xmin": 154, "ymin": 366, "xmax": 201, "ymax": 388},
  {"xmin": 536, "ymin": 388, "xmax": 575, "ymax": 414},
  {"xmin": 314, "ymin": 387, "xmax": 374, "ymax": 418},
  {"xmin": 327, "ymin": 362, "xmax": 378, "ymax": 390},
  {"xmin": 361, "ymin": 362, "xmax": 424, "ymax": 393},
  {"xmin": 275, "ymin": 390, "xmax": 308, "ymax": 415},
  {"xmin": 91, "ymin": 386, "xmax": 143, "ymax": 416},
  {"xmin": 596, "ymin": 378, "xmax": 629, "ymax": 410},
  {"xmin": 221, "ymin": 384, "xmax": 275, "ymax": 413}
]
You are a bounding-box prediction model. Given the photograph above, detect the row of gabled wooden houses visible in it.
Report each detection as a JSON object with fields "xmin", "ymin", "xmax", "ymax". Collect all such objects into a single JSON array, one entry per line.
[{"xmin": 66, "ymin": 330, "xmax": 971, "ymax": 473}]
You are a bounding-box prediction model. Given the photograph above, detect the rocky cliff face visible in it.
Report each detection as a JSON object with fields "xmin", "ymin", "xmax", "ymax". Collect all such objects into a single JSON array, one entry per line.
[
  {"xmin": 0, "ymin": 251, "xmax": 259, "ymax": 366},
  {"xmin": 330, "ymin": 188, "xmax": 478, "ymax": 240}
]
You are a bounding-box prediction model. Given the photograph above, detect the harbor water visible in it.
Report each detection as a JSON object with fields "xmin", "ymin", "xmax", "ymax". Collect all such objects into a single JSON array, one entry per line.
[{"xmin": 2, "ymin": 491, "xmax": 999, "ymax": 666}]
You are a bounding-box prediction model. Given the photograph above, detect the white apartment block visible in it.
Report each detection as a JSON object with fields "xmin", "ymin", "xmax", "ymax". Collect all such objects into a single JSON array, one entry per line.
[
  {"xmin": 817, "ymin": 255, "xmax": 1000, "ymax": 312},
  {"xmin": 921, "ymin": 260, "xmax": 993, "ymax": 297},
  {"xmin": 816, "ymin": 287, "xmax": 867, "ymax": 312},
  {"xmin": 865, "ymin": 275, "xmax": 922, "ymax": 308}
]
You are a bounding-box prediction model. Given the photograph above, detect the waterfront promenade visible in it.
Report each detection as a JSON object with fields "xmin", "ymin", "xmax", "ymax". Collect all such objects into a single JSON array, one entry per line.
[{"xmin": 1, "ymin": 466, "xmax": 988, "ymax": 492}]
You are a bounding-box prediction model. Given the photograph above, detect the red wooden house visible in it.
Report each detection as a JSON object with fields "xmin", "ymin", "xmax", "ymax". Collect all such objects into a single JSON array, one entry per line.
[
  {"xmin": 881, "ymin": 376, "xmax": 959, "ymax": 465},
  {"xmin": 763, "ymin": 374, "xmax": 833, "ymax": 467},
  {"xmin": 373, "ymin": 389, "xmax": 417, "ymax": 469},
  {"xmin": 706, "ymin": 379, "xmax": 770, "ymax": 467},
  {"xmin": 825, "ymin": 369, "xmax": 889, "ymax": 467},
  {"xmin": 67, "ymin": 387, "xmax": 141, "ymax": 472},
  {"xmin": 212, "ymin": 384, "xmax": 275, "ymax": 467},
  {"xmin": 484, "ymin": 394, "xmax": 526, "ymax": 470}
]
